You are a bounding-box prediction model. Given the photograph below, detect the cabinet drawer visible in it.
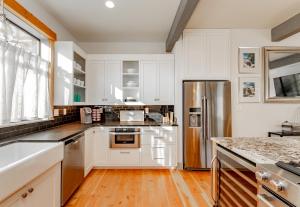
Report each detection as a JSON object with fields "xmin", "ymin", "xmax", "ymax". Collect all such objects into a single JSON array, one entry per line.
[
  {"xmin": 141, "ymin": 145, "xmax": 176, "ymax": 167},
  {"xmin": 109, "ymin": 149, "xmax": 140, "ymax": 166},
  {"xmin": 142, "ymin": 133, "xmax": 176, "ymax": 146}
]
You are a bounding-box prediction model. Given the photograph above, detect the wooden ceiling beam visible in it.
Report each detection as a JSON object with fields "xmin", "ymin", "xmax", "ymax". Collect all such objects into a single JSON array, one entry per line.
[
  {"xmin": 165, "ymin": 0, "xmax": 199, "ymax": 52},
  {"xmin": 271, "ymin": 13, "xmax": 300, "ymax": 42}
]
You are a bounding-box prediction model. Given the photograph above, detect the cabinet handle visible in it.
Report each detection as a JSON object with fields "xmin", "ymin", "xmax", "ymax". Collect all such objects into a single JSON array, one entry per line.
[
  {"xmin": 153, "ymin": 158, "xmax": 164, "ymax": 160},
  {"xmin": 154, "ymin": 136, "xmax": 164, "ymax": 139},
  {"xmin": 21, "ymin": 193, "xmax": 28, "ymax": 199},
  {"xmin": 28, "ymin": 188, "xmax": 34, "ymax": 193},
  {"xmin": 154, "ymin": 98, "xmax": 160, "ymax": 101},
  {"xmin": 120, "ymin": 152, "xmax": 130, "ymax": 154}
]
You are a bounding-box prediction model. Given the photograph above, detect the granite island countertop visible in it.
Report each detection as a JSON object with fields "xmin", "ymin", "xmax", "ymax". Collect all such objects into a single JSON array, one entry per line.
[{"xmin": 212, "ymin": 137, "xmax": 300, "ymax": 164}]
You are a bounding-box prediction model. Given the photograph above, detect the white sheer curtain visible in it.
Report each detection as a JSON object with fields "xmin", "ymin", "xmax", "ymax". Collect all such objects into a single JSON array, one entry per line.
[{"xmin": 0, "ymin": 40, "xmax": 51, "ymax": 124}]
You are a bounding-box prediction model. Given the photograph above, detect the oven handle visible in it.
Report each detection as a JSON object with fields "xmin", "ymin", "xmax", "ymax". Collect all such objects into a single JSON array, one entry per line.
[
  {"xmin": 109, "ymin": 132, "xmax": 141, "ymax": 135},
  {"xmin": 257, "ymin": 194, "xmax": 276, "ymax": 207}
]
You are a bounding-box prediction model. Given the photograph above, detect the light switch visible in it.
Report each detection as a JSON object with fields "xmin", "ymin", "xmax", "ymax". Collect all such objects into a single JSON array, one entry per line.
[
  {"xmin": 53, "ymin": 109, "xmax": 59, "ymax": 117},
  {"xmin": 63, "ymin": 108, "xmax": 67, "ymax": 115}
]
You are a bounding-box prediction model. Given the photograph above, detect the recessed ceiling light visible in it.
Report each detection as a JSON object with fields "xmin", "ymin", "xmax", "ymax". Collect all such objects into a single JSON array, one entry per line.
[{"xmin": 105, "ymin": 1, "xmax": 115, "ymax": 8}]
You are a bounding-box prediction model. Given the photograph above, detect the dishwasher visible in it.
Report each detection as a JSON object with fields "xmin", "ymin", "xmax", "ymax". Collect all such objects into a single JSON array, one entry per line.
[{"xmin": 61, "ymin": 132, "xmax": 85, "ymax": 206}]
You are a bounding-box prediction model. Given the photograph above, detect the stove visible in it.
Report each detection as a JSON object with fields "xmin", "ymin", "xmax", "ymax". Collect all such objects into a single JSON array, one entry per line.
[
  {"xmin": 256, "ymin": 162, "xmax": 300, "ymax": 207},
  {"xmin": 276, "ymin": 161, "xmax": 300, "ymax": 176}
]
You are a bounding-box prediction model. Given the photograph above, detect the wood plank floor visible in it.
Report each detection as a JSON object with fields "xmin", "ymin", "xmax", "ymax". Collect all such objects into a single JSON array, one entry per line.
[{"xmin": 65, "ymin": 169, "xmax": 212, "ymax": 207}]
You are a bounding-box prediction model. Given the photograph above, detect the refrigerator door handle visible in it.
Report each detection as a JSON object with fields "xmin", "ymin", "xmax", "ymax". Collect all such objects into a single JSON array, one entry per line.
[{"xmin": 202, "ymin": 96, "xmax": 208, "ymax": 140}]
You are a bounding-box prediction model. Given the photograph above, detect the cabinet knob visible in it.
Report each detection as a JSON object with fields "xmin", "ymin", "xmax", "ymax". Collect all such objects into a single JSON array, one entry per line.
[
  {"xmin": 28, "ymin": 187, "xmax": 34, "ymax": 193},
  {"xmin": 270, "ymin": 179, "xmax": 286, "ymax": 192},
  {"xmin": 21, "ymin": 193, "xmax": 28, "ymax": 198},
  {"xmin": 255, "ymin": 171, "xmax": 271, "ymax": 181}
]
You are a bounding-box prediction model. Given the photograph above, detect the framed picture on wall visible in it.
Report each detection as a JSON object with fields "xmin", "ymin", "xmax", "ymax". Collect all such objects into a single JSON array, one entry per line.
[
  {"xmin": 239, "ymin": 47, "xmax": 261, "ymax": 74},
  {"xmin": 239, "ymin": 77, "xmax": 261, "ymax": 103}
]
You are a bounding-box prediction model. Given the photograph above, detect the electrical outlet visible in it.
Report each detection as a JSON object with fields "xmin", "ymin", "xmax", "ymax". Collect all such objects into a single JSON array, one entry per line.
[
  {"xmin": 53, "ymin": 109, "xmax": 59, "ymax": 117},
  {"xmin": 63, "ymin": 108, "xmax": 67, "ymax": 115}
]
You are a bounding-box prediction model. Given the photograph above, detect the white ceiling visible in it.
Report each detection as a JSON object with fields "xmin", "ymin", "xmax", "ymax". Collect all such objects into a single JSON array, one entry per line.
[
  {"xmin": 35, "ymin": 0, "xmax": 181, "ymax": 42},
  {"xmin": 187, "ymin": 0, "xmax": 300, "ymax": 29}
]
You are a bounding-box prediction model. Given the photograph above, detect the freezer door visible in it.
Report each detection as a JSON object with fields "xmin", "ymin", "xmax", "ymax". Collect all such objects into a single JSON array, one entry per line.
[
  {"xmin": 205, "ymin": 81, "xmax": 231, "ymax": 168},
  {"xmin": 183, "ymin": 81, "xmax": 206, "ymax": 169}
]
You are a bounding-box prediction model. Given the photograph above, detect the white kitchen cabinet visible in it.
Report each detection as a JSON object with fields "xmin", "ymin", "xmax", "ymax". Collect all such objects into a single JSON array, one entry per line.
[
  {"xmin": 54, "ymin": 41, "xmax": 87, "ymax": 105},
  {"xmin": 183, "ymin": 29, "xmax": 230, "ymax": 80},
  {"xmin": 141, "ymin": 145, "xmax": 176, "ymax": 167},
  {"xmin": 141, "ymin": 60, "xmax": 174, "ymax": 105},
  {"xmin": 93, "ymin": 127, "xmax": 109, "ymax": 166},
  {"xmin": 86, "ymin": 54, "xmax": 174, "ymax": 105},
  {"xmin": 86, "ymin": 60, "xmax": 122, "ymax": 105},
  {"xmin": 104, "ymin": 61, "xmax": 122, "ymax": 104},
  {"xmin": 141, "ymin": 127, "xmax": 177, "ymax": 167},
  {"xmin": 109, "ymin": 149, "xmax": 140, "ymax": 166},
  {"xmin": 86, "ymin": 61, "xmax": 105, "ymax": 104},
  {"xmin": 84, "ymin": 128, "xmax": 95, "ymax": 176},
  {"xmin": 0, "ymin": 164, "xmax": 60, "ymax": 207}
]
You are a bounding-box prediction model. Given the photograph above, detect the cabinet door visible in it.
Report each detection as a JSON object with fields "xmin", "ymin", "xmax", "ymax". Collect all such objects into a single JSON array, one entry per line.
[
  {"xmin": 183, "ymin": 30, "xmax": 230, "ymax": 80},
  {"xmin": 0, "ymin": 164, "xmax": 61, "ymax": 207},
  {"xmin": 206, "ymin": 30, "xmax": 230, "ymax": 79},
  {"xmin": 141, "ymin": 61, "xmax": 158, "ymax": 105},
  {"xmin": 86, "ymin": 61, "xmax": 106, "ymax": 104},
  {"xmin": 93, "ymin": 128, "xmax": 109, "ymax": 166},
  {"xmin": 183, "ymin": 31, "xmax": 207, "ymax": 78},
  {"xmin": 105, "ymin": 61, "xmax": 122, "ymax": 104},
  {"xmin": 54, "ymin": 42, "xmax": 74, "ymax": 106},
  {"xmin": 84, "ymin": 129, "xmax": 95, "ymax": 177},
  {"xmin": 25, "ymin": 164, "xmax": 60, "ymax": 207},
  {"xmin": 158, "ymin": 61, "xmax": 174, "ymax": 105}
]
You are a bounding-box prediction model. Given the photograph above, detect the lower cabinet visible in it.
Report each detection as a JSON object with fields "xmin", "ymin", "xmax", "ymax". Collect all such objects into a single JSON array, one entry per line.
[
  {"xmin": 88, "ymin": 126, "xmax": 177, "ymax": 168},
  {"xmin": 109, "ymin": 149, "xmax": 140, "ymax": 166},
  {"xmin": 141, "ymin": 145, "xmax": 176, "ymax": 167},
  {"xmin": 84, "ymin": 128, "xmax": 95, "ymax": 177},
  {"xmin": 0, "ymin": 163, "xmax": 61, "ymax": 207},
  {"xmin": 93, "ymin": 127, "xmax": 109, "ymax": 167},
  {"xmin": 141, "ymin": 127, "xmax": 177, "ymax": 167}
]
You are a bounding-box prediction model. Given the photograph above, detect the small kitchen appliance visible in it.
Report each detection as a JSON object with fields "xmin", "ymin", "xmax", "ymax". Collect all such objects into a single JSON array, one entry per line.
[{"xmin": 80, "ymin": 107, "xmax": 92, "ymax": 124}]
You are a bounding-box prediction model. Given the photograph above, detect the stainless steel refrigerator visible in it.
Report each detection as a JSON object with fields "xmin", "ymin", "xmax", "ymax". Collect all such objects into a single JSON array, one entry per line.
[{"xmin": 183, "ymin": 81, "xmax": 232, "ymax": 170}]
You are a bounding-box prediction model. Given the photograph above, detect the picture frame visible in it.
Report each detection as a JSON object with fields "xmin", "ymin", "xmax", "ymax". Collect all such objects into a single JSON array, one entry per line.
[
  {"xmin": 239, "ymin": 77, "xmax": 261, "ymax": 103},
  {"xmin": 239, "ymin": 47, "xmax": 261, "ymax": 74}
]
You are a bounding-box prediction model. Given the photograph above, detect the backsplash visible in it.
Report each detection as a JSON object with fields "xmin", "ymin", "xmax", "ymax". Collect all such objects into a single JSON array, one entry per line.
[
  {"xmin": 102, "ymin": 105, "xmax": 174, "ymax": 120},
  {"xmin": 0, "ymin": 106, "xmax": 80, "ymax": 140},
  {"xmin": 0, "ymin": 105, "xmax": 174, "ymax": 141}
]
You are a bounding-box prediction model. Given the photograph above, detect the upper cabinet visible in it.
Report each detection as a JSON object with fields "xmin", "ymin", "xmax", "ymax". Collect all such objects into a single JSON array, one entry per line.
[
  {"xmin": 54, "ymin": 41, "xmax": 87, "ymax": 106},
  {"xmin": 141, "ymin": 60, "xmax": 174, "ymax": 105},
  {"xmin": 183, "ymin": 29, "xmax": 231, "ymax": 80},
  {"xmin": 86, "ymin": 60, "xmax": 122, "ymax": 105},
  {"xmin": 86, "ymin": 54, "xmax": 174, "ymax": 105}
]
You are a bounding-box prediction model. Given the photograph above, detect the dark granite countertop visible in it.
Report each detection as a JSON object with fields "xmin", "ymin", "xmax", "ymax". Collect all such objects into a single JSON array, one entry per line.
[{"xmin": 0, "ymin": 120, "xmax": 178, "ymax": 145}]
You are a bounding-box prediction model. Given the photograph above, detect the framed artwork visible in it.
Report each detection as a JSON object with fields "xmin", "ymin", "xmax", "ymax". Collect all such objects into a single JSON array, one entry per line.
[
  {"xmin": 239, "ymin": 47, "xmax": 260, "ymax": 74},
  {"xmin": 239, "ymin": 77, "xmax": 261, "ymax": 103}
]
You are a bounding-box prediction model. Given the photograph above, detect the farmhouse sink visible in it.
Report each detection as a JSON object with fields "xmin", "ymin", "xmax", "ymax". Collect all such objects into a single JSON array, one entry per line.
[{"xmin": 0, "ymin": 142, "xmax": 63, "ymax": 202}]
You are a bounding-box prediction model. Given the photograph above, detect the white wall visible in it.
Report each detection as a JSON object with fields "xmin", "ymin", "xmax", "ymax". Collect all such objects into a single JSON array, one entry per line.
[
  {"xmin": 174, "ymin": 29, "xmax": 300, "ymax": 164},
  {"xmin": 231, "ymin": 29, "xmax": 300, "ymax": 137},
  {"xmin": 16, "ymin": 0, "xmax": 77, "ymax": 41},
  {"xmin": 79, "ymin": 42, "xmax": 166, "ymax": 54}
]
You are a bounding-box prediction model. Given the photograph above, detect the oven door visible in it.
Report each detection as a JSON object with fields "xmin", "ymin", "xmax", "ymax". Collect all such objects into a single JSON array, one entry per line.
[
  {"xmin": 258, "ymin": 185, "xmax": 293, "ymax": 207},
  {"xmin": 110, "ymin": 131, "xmax": 140, "ymax": 148}
]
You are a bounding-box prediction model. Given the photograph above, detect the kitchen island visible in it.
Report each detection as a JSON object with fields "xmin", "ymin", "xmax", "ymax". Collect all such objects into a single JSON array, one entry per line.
[{"xmin": 211, "ymin": 137, "xmax": 300, "ymax": 207}]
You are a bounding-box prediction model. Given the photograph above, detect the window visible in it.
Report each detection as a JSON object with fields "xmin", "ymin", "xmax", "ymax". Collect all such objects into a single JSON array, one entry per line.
[{"xmin": 0, "ymin": 18, "xmax": 51, "ymax": 125}]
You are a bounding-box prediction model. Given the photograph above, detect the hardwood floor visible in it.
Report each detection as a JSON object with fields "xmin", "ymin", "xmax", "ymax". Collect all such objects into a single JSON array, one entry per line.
[{"xmin": 65, "ymin": 169, "xmax": 212, "ymax": 207}]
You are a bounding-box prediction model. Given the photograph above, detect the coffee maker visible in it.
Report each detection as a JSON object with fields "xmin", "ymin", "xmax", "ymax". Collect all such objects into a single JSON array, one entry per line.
[{"xmin": 80, "ymin": 107, "xmax": 92, "ymax": 124}]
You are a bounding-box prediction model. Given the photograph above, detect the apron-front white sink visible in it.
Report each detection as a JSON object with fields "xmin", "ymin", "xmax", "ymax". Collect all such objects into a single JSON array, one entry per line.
[{"xmin": 0, "ymin": 142, "xmax": 63, "ymax": 202}]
